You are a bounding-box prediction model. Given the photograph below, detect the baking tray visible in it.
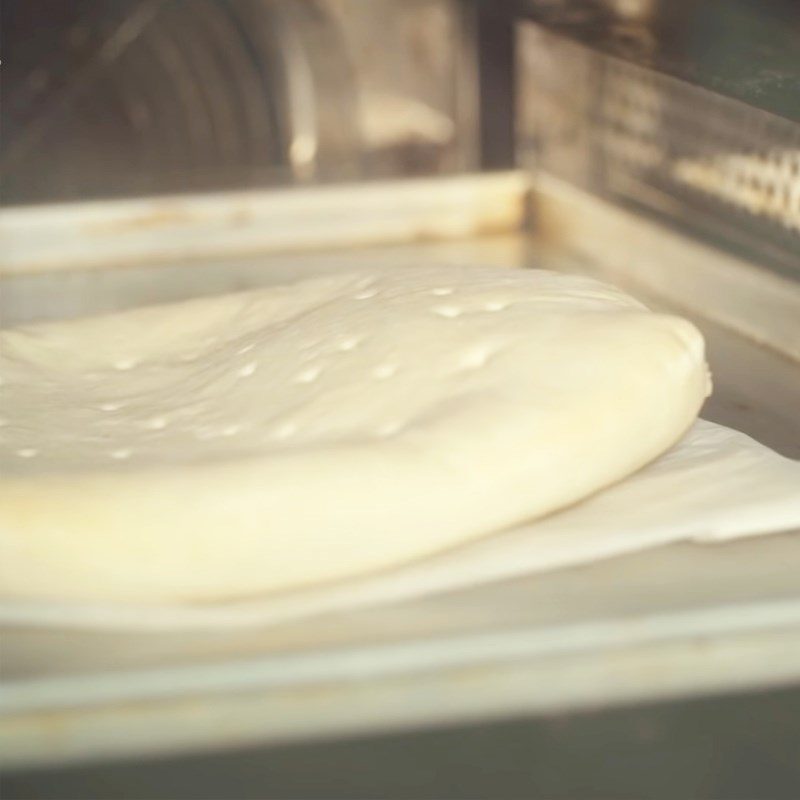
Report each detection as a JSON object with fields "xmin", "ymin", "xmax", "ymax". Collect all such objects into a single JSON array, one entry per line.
[{"xmin": 1, "ymin": 172, "xmax": 799, "ymax": 769}]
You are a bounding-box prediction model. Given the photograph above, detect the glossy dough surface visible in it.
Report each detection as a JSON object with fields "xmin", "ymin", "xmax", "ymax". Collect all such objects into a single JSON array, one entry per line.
[{"xmin": 0, "ymin": 268, "xmax": 710, "ymax": 601}]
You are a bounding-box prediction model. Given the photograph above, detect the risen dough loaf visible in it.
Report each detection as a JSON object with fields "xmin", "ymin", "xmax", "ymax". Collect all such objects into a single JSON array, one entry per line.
[{"xmin": 0, "ymin": 268, "xmax": 709, "ymax": 602}]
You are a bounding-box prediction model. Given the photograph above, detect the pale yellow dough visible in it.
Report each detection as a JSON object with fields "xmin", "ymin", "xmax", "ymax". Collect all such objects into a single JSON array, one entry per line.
[{"xmin": 0, "ymin": 267, "xmax": 709, "ymax": 602}]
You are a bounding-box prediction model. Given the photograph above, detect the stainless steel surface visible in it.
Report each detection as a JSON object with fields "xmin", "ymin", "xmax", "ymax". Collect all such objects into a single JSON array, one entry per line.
[
  {"xmin": 0, "ymin": 172, "xmax": 527, "ymax": 278},
  {"xmin": 517, "ymin": 20, "xmax": 800, "ymax": 279},
  {"xmin": 0, "ymin": 175, "xmax": 798, "ymax": 768}
]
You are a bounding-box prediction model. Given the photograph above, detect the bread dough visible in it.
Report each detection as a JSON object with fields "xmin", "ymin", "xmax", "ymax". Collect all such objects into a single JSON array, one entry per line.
[{"xmin": 0, "ymin": 267, "xmax": 710, "ymax": 602}]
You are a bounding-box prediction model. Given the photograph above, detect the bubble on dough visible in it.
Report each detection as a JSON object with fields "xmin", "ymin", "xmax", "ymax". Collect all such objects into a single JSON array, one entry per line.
[
  {"xmin": 432, "ymin": 305, "xmax": 462, "ymax": 318},
  {"xmin": 337, "ymin": 337, "xmax": 361, "ymax": 352},
  {"xmin": 295, "ymin": 366, "xmax": 322, "ymax": 384},
  {"xmin": 372, "ymin": 363, "xmax": 398, "ymax": 379},
  {"xmin": 271, "ymin": 421, "xmax": 298, "ymax": 440},
  {"xmin": 458, "ymin": 345, "xmax": 494, "ymax": 370},
  {"xmin": 376, "ymin": 421, "xmax": 404, "ymax": 437},
  {"xmin": 142, "ymin": 416, "xmax": 167, "ymax": 431}
]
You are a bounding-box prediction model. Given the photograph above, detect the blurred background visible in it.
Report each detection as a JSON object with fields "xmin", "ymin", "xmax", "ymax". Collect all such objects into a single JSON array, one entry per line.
[{"xmin": 1, "ymin": 0, "xmax": 479, "ymax": 203}]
